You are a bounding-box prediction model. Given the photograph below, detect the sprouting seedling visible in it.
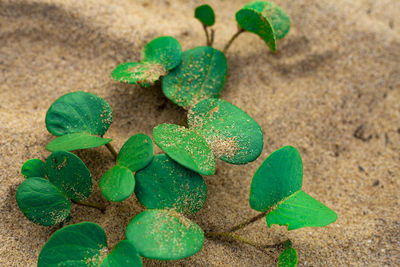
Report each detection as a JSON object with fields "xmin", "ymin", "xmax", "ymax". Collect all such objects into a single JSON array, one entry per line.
[
  {"xmin": 38, "ymin": 222, "xmax": 142, "ymax": 267},
  {"xmin": 45, "ymin": 91, "xmax": 113, "ymax": 153},
  {"xmin": 278, "ymin": 241, "xmax": 298, "ymax": 267},
  {"xmin": 249, "ymin": 146, "xmax": 337, "ymax": 230},
  {"xmin": 39, "ymin": 209, "xmax": 204, "ymax": 265},
  {"xmin": 153, "ymin": 98, "xmax": 263, "ymax": 175},
  {"xmin": 112, "ymin": 36, "xmax": 182, "ymax": 87},
  {"xmin": 224, "ymin": 1, "xmax": 291, "ymax": 53},
  {"xmin": 16, "ymin": 151, "xmax": 101, "ymax": 226},
  {"xmin": 162, "ymin": 46, "xmax": 228, "ymax": 109},
  {"xmin": 195, "ymin": 4, "xmax": 216, "ymax": 46},
  {"xmin": 99, "ymin": 133, "xmax": 154, "ymax": 202},
  {"xmin": 135, "ymin": 154, "xmax": 207, "ymax": 214}
]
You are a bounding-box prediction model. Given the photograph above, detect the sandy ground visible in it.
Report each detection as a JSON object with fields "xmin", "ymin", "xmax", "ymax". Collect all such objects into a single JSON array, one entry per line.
[{"xmin": 1, "ymin": 0, "xmax": 399, "ymax": 266}]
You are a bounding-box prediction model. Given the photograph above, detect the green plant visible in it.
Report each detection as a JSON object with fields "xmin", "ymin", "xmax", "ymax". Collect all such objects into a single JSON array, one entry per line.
[{"xmin": 15, "ymin": 2, "xmax": 338, "ymax": 266}]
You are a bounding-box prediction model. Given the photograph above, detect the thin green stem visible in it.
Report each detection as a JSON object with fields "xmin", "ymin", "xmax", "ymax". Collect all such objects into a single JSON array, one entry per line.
[
  {"xmin": 223, "ymin": 28, "xmax": 245, "ymax": 53},
  {"xmin": 105, "ymin": 142, "xmax": 118, "ymax": 160},
  {"xmin": 203, "ymin": 24, "xmax": 211, "ymax": 46},
  {"xmin": 210, "ymin": 28, "xmax": 215, "ymax": 46},
  {"xmin": 205, "ymin": 232, "xmax": 285, "ymax": 250},
  {"xmin": 228, "ymin": 212, "xmax": 267, "ymax": 232},
  {"xmin": 72, "ymin": 200, "xmax": 106, "ymax": 213}
]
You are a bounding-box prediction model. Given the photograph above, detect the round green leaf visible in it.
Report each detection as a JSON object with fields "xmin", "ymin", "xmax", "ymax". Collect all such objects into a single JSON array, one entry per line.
[
  {"xmin": 101, "ymin": 240, "xmax": 142, "ymax": 267},
  {"xmin": 38, "ymin": 222, "xmax": 108, "ymax": 267},
  {"xmin": 249, "ymin": 146, "xmax": 302, "ymax": 212},
  {"xmin": 126, "ymin": 209, "xmax": 204, "ymax": 260},
  {"xmin": 21, "ymin": 159, "xmax": 46, "ymax": 178},
  {"xmin": 46, "ymin": 133, "xmax": 112, "ymax": 152},
  {"xmin": 99, "ymin": 166, "xmax": 135, "ymax": 202},
  {"xmin": 162, "ymin": 46, "xmax": 228, "ymax": 109},
  {"xmin": 112, "ymin": 36, "xmax": 182, "ymax": 87},
  {"xmin": 153, "ymin": 124, "xmax": 216, "ymax": 176},
  {"xmin": 278, "ymin": 247, "xmax": 298, "ymax": 267},
  {"xmin": 16, "ymin": 177, "xmax": 71, "ymax": 226},
  {"xmin": 266, "ymin": 190, "xmax": 338, "ymax": 230},
  {"xmin": 112, "ymin": 62, "xmax": 166, "ymax": 87},
  {"xmin": 46, "ymin": 151, "xmax": 93, "ymax": 202},
  {"xmin": 235, "ymin": 2, "xmax": 276, "ymax": 51},
  {"xmin": 255, "ymin": 1, "xmax": 290, "ymax": 39},
  {"xmin": 195, "ymin": 4, "xmax": 215, "ymax": 26},
  {"xmin": 135, "ymin": 154, "xmax": 207, "ymax": 214},
  {"xmin": 46, "ymin": 91, "xmax": 113, "ymax": 137},
  {"xmin": 188, "ymin": 98, "xmax": 263, "ymax": 164},
  {"xmin": 142, "ymin": 36, "xmax": 182, "ymax": 70},
  {"xmin": 117, "ymin": 133, "xmax": 154, "ymax": 172}
]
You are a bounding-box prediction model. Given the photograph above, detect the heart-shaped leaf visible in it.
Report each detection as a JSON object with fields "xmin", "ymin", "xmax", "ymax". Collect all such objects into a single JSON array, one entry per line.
[
  {"xmin": 162, "ymin": 46, "xmax": 228, "ymax": 109},
  {"xmin": 16, "ymin": 177, "xmax": 71, "ymax": 226},
  {"xmin": 266, "ymin": 190, "xmax": 338, "ymax": 230},
  {"xmin": 250, "ymin": 146, "xmax": 337, "ymax": 230},
  {"xmin": 188, "ymin": 98, "xmax": 263, "ymax": 164},
  {"xmin": 38, "ymin": 222, "xmax": 108, "ymax": 267},
  {"xmin": 135, "ymin": 154, "xmax": 207, "ymax": 214},
  {"xmin": 195, "ymin": 4, "xmax": 215, "ymax": 26},
  {"xmin": 153, "ymin": 124, "xmax": 216, "ymax": 175},
  {"xmin": 100, "ymin": 240, "xmax": 142, "ymax": 267},
  {"xmin": 99, "ymin": 166, "xmax": 135, "ymax": 202},
  {"xmin": 250, "ymin": 146, "xmax": 302, "ymax": 212},
  {"xmin": 45, "ymin": 91, "xmax": 113, "ymax": 151},
  {"xmin": 278, "ymin": 247, "xmax": 298, "ymax": 267},
  {"xmin": 46, "ymin": 151, "xmax": 93, "ymax": 202},
  {"xmin": 21, "ymin": 159, "xmax": 46, "ymax": 178},
  {"xmin": 112, "ymin": 36, "xmax": 182, "ymax": 87},
  {"xmin": 126, "ymin": 209, "xmax": 204, "ymax": 260},
  {"xmin": 117, "ymin": 133, "xmax": 154, "ymax": 172},
  {"xmin": 46, "ymin": 133, "xmax": 112, "ymax": 152}
]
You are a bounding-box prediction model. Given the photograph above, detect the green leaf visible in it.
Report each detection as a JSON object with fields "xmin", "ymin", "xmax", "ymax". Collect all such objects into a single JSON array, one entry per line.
[
  {"xmin": 235, "ymin": 2, "xmax": 276, "ymax": 51},
  {"xmin": 46, "ymin": 91, "xmax": 113, "ymax": 137},
  {"xmin": 195, "ymin": 4, "xmax": 215, "ymax": 26},
  {"xmin": 266, "ymin": 190, "xmax": 338, "ymax": 230},
  {"xmin": 38, "ymin": 222, "xmax": 108, "ymax": 267},
  {"xmin": 188, "ymin": 98, "xmax": 263, "ymax": 164},
  {"xmin": 99, "ymin": 166, "xmax": 135, "ymax": 202},
  {"xmin": 21, "ymin": 159, "xmax": 46, "ymax": 178},
  {"xmin": 100, "ymin": 240, "xmax": 142, "ymax": 267},
  {"xmin": 249, "ymin": 146, "xmax": 303, "ymax": 212},
  {"xmin": 46, "ymin": 133, "xmax": 112, "ymax": 152},
  {"xmin": 46, "ymin": 151, "xmax": 93, "ymax": 202},
  {"xmin": 162, "ymin": 46, "xmax": 228, "ymax": 109},
  {"xmin": 126, "ymin": 209, "xmax": 204, "ymax": 260},
  {"xmin": 256, "ymin": 1, "xmax": 290, "ymax": 40},
  {"xmin": 16, "ymin": 177, "xmax": 71, "ymax": 226},
  {"xmin": 153, "ymin": 124, "xmax": 216, "ymax": 176},
  {"xmin": 112, "ymin": 36, "xmax": 182, "ymax": 87},
  {"xmin": 117, "ymin": 133, "xmax": 154, "ymax": 172},
  {"xmin": 135, "ymin": 154, "xmax": 207, "ymax": 214},
  {"xmin": 278, "ymin": 247, "xmax": 298, "ymax": 267}
]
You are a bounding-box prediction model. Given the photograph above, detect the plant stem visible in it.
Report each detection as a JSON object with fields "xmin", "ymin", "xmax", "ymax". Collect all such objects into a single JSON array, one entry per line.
[
  {"xmin": 105, "ymin": 142, "xmax": 118, "ymax": 160},
  {"xmin": 223, "ymin": 28, "xmax": 245, "ymax": 53},
  {"xmin": 210, "ymin": 28, "xmax": 215, "ymax": 46},
  {"xmin": 228, "ymin": 212, "xmax": 267, "ymax": 232},
  {"xmin": 205, "ymin": 232, "xmax": 285, "ymax": 250},
  {"xmin": 203, "ymin": 24, "xmax": 211, "ymax": 46},
  {"xmin": 72, "ymin": 200, "xmax": 106, "ymax": 213}
]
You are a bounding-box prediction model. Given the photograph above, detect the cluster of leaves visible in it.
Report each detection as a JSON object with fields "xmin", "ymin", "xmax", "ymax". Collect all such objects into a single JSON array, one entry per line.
[{"xmin": 15, "ymin": 2, "xmax": 338, "ymax": 267}]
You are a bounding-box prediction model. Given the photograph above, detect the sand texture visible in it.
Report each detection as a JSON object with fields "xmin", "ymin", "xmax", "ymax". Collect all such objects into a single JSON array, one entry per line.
[{"xmin": 1, "ymin": 0, "xmax": 399, "ymax": 266}]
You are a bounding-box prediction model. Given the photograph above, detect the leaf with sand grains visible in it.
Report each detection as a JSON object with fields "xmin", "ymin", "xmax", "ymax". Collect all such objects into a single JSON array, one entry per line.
[
  {"xmin": 126, "ymin": 209, "xmax": 204, "ymax": 260},
  {"xmin": 45, "ymin": 91, "xmax": 113, "ymax": 152},
  {"xmin": 278, "ymin": 246, "xmax": 298, "ymax": 267},
  {"xmin": 249, "ymin": 146, "xmax": 337, "ymax": 230},
  {"xmin": 112, "ymin": 36, "xmax": 182, "ymax": 87},
  {"xmin": 16, "ymin": 151, "xmax": 93, "ymax": 226},
  {"xmin": 135, "ymin": 154, "xmax": 207, "ymax": 214},
  {"xmin": 235, "ymin": 1, "xmax": 290, "ymax": 51},
  {"xmin": 100, "ymin": 134, "xmax": 154, "ymax": 202}
]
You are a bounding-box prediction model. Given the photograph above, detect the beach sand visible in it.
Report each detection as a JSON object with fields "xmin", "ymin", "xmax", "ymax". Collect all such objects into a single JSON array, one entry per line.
[{"xmin": 0, "ymin": 0, "xmax": 399, "ymax": 266}]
